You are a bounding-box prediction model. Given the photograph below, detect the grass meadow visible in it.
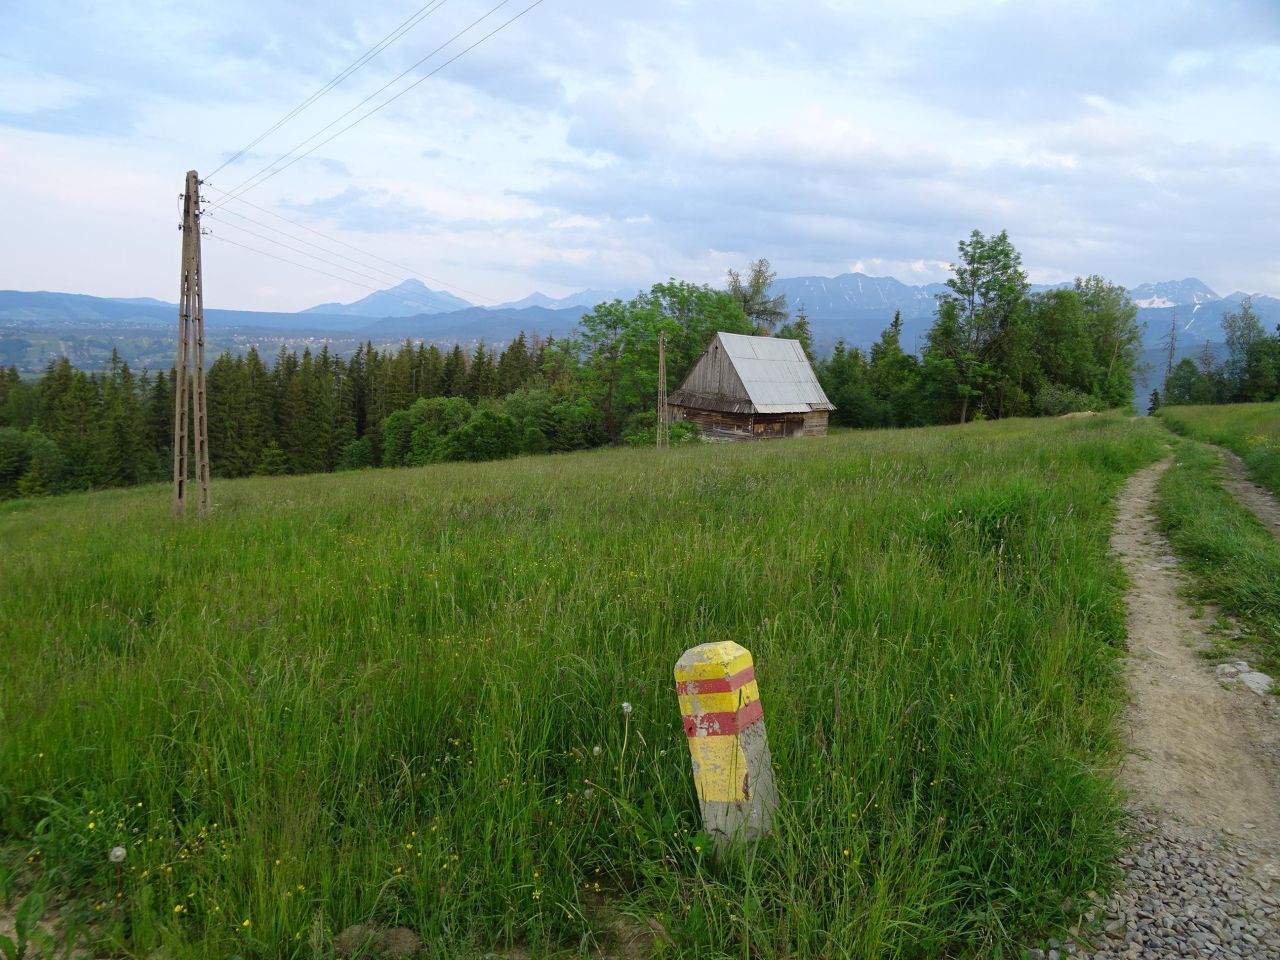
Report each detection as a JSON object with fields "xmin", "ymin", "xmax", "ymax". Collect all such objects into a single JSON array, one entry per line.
[
  {"xmin": 1156, "ymin": 403, "xmax": 1280, "ymax": 672},
  {"xmin": 0, "ymin": 416, "xmax": 1165, "ymax": 959},
  {"xmin": 1158, "ymin": 401, "xmax": 1280, "ymax": 496}
]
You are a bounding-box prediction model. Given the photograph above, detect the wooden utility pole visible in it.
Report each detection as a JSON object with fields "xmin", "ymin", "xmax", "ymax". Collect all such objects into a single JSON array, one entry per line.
[
  {"xmin": 174, "ymin": 170, "xmax": 211, "ymax": 518},
  {"xmin": 657, "ymin": 330, "xmax": 669, "ymax": 450}
]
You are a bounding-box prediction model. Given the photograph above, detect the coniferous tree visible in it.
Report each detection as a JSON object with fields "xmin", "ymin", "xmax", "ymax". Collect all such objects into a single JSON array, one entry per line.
[
  {"xmin": 497, "ymin": 333, "xmax": 534, "ymax": 395},
  {"xmin": 243, "ymin": 347, "xmax": 274, "ymax": 472},
  {"xmin": 38, "ymin": 357, "xmax": 75, "ymax": 426},
  {"xmin": 208, "ymin": 352, "xmax": 251, "ymax": 477},
  {"xmin": 145, "ymin": 369, "xmax": 173, "ymax": 465},
  {"xmin": 727, "ymin": 257, "xmax": 788, "ymax": 335},
  {"xmin": 54, "ymin": 371, "xmax": 103, "ymax": 489},
  {"xmin": 0, "ymin": 427, "xmax": 28, "ymax": 498},
  {"xmin": 466, "ymin": 342, "xmax": 498, "ymax": 400},
  {"xmin": 441, "ymin": 345, "xmax": 467, "ymax": 397},
  {"xmin": 817, "ymin": 342, "xmax": 876, "ymax": 428},
  {"xmin": 257, "ymin": 441, "xmax": 289, "ymax": 476},
  {"xmin": 776, "ymin": 304, "xmax": 815, "ymax": 359},
  {"xmin": 867, "ymin": 311, "xmax": 922, "ymax": 426},
  {"xmin": 99, "ymin": 351, "xmax": 145, "ymax": 486}
]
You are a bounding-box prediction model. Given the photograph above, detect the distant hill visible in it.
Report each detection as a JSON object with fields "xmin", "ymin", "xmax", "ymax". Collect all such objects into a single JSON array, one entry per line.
[
  {"xmin": 302, "ymin": 278, "xmax": 473, "ymax": 317},
  {"xmin": 778, "ymin": 274, "xmax": 1280, "ymax": 353},
  {"xmin": 1129, "ymin": 278, "xmax": 1219, "ymax": 309},
  {"xmin": 0, "ymin": 290, "xmax": 366, "ymax": 333},
  {"xmin": 4, "ymin": 273, "xmax": 1279, "ymax": 372},
  {"xmin": 494, "ymin": 288, "xmax": 636, "ymax": 310},
  {"xmin": 356, "ymin": 305, "xmax": 586, "ymax": 341},
  {"xmin": 775, "ymin": 273, "xmax": 951, "ymax": 319}
]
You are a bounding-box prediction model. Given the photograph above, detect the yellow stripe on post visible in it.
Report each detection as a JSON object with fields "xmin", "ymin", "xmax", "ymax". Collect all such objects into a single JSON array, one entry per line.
[
  {"xmin": 677, "ymin": 679, "xmax": 761, "ymax": 719},
  {"xmin": 675, "ymin": 641, "xmax": 754, "ymax": 682},
  {"xmin": 675, "ymin": 641, "xmax": 778, "ymax": 852}
]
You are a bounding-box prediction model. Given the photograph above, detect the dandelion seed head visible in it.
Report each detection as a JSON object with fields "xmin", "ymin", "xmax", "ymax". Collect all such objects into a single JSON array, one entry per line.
[
  {"xmin": 109, "ymin": 846, "xmax": 126, "ymax": 863},
  {"xmin": 621, "ymin": 702, "xmax": 632, "ymax": 717}
]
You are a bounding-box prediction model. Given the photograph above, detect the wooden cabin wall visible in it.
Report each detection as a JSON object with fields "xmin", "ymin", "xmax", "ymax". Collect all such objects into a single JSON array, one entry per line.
[
  {"xmin": 670, "ymin": 406, "xmax": 821, "ymax": 442},
  {"xmin": 678, "ymin": 339, "xmax": 748, "ymax": 400},
  {"xmin": 670, "ymin": 406, "xmax": 755, "ymax": 441},
  {"xmin": 803, "ymin": 411, "xmax": 830, "ymax": 436}
]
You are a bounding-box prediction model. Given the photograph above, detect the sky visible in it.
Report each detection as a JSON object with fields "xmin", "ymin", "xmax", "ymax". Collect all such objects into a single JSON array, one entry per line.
[{"xmin": 1, "ymin": 0, "xmax": 1278, "ymax": 312}]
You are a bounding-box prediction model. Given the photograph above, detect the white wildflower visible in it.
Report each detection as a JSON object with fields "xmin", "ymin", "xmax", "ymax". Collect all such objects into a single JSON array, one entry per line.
[
  {"xmin": 592, "ymin": 745, "xmax": 602, "ymax": 757},
  {"xmin": 109, "ymin": 846, "xmax": 126, "ymax": 863}
]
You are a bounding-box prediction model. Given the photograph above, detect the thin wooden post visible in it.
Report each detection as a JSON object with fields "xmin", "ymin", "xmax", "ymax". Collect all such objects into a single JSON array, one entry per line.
[
  {"xmin": 174, "ymin": 170, "xmax": 211, "ymax": 518},
  {"xmin": 675, "ymin": 641, "xmax": 778, "ymax": 852},
  {"xmin": 657, "ymin": 330, "xmax": 669, "ymax": 450}
]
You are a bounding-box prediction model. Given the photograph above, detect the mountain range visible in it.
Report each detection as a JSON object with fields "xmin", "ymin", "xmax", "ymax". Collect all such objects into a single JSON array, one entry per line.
[
  {"xmin": 299, "ymin": 279, "xmax": 639, "ymax": 318},
  {"xmin": 3, "ymin": 274, "xmax": 1278, "ymax": 372}
]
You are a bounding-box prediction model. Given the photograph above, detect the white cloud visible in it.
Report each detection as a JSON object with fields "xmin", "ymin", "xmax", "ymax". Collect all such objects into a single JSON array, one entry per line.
[
  {"xmin": 0, "ymin": 0, "xmax": 1278, "ymax": 307},
  {"xmin": 0, "ymin": 62, "xmax": 87, "ymax": 114}
]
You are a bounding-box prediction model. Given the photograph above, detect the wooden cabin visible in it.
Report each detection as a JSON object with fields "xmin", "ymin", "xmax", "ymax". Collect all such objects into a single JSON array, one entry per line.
[{"xmin": 667, "ymin": 332, "xmax": 835, "ymax": 441}]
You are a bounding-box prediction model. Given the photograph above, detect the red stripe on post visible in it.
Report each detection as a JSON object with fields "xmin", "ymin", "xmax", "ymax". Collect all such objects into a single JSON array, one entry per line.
[
  {"xmin": 682, "ymin": 699, "xmax": 764, "ymax": 738},
  {"xmin": 675, "ymin": 665, "xmax": 756, "ymax": 696}
]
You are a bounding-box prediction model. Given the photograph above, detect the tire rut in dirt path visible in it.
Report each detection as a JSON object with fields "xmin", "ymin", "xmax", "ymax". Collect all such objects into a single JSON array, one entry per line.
[
  {"xmin": 1113, "ymin": 458, "xmax": 1280, "ymax": 852},
  {"xmin": 1216, "ymin": 446, "xmax": 1280, "ymax": 541},
  {"xmin": 1084, "ymin": 457, "xmax": 1280, "ymax": 959}
]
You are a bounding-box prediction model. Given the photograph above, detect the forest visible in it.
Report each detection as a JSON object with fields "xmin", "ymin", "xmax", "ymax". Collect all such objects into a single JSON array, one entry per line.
[
  {"xmin": 0, "ymin": 230, "xmax": 1151, "ymax": 499},
  {"xmin": 1152, "ymin": 297, "xmax": 1280, "ymax": 409}
]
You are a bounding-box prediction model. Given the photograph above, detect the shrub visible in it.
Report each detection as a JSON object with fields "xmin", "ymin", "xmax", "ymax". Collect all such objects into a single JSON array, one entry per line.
[
  {"xmin": 381, "ymin": 409, "xmax": 415, "ymax": 467},
  {"xmin": 444, "ymin": 409, "xmax": 520, "ymax": 462},
  {"xmin": 256, "ymin": 441, "xmax": 289, "ymax": 476},
  {"xmin": 1033, "ymin": 384, "xmax": 1099, "ymax": 417},
  {"xmin": 543, "ymin": 398, "xmax": 606, "ymax": 451},
  {"xmin": 408, "ymin": 397, "xmax": 473, "ymax": 465},
  {"xmin": 14, "ymin": 429, "xmax": 68, "ymax": 497},
  {"xmin": 622, "ymin": 411, "xmax": 703, "ymax": 447},
  {"xmin": 337, "ymin": 436, "xmax": 374, "ymax": 471}
]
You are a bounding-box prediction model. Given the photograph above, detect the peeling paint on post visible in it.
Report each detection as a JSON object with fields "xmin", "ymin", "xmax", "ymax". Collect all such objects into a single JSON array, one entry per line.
[{"xmin": 675, "ymin": 641, "xmax": 778, "ymax": 851}]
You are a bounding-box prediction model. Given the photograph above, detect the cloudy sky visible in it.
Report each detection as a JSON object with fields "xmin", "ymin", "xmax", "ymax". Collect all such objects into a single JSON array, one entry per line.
[{"xmin": 1, "ymin": 0, "xmax": 1278, "ymax": 311}]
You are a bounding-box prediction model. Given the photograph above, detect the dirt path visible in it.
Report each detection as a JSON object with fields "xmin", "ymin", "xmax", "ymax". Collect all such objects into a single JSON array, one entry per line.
[
  {"xmin": 1114, "ymin": 459, "xmax": 1280, "ymax": 851},
  {"xmin": 1218, "ymin": 446, "xmax": 1280, "ymax": 540},
  {"xmin": 1085, "ymin": 458, "xmax": 1280, "ymax": 957}
]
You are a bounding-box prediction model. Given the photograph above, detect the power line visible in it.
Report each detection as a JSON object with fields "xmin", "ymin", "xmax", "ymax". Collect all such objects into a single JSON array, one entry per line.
[
  {"xmin": 208, "ymin": 217, "xmax": 413, "ymax": 290},
  {"xmin": 202, "ymin": 185, "xmax": 498, "ymax": 304},
  {"xmin": 206, "ymin": 205, "xmax": 411, "ymax": 287},
  {"xmin": 209, "ymin": 0, "xmax": 517, "ymax": 203},
  {"xmin": 211, "ymin": 0, "xmax": 546, "ymax": 207},
  {"xmin": 207, "ymin": 0, "xmax": 454, "ymax": 180}
]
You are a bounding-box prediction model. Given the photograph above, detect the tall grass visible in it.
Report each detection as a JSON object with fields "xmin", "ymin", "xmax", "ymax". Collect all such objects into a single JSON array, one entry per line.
[
  {"xmin": 1158, "ymin": 401, "xmax": 1280, "ymax": 495},
  {"xmin": 0, "ymin": 416, "xmax": 1164, "ymax": 958}
]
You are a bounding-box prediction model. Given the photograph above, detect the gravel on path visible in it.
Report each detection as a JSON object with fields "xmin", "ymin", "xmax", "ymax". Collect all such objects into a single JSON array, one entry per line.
[{"xmin": 1056, "ymin": 458, "xmax": 1280, "ymax": 960}]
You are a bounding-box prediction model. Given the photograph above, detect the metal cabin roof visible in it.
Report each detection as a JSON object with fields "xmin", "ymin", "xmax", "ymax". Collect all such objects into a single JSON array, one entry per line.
[{"xmin": 711, "ymin": 332, "xmax": 834, "ymax": 413}]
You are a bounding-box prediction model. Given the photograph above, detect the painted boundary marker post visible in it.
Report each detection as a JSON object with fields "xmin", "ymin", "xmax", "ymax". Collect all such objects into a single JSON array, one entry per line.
[{"xmin": 675, "ymin": 641, "xmax": 778, "ymax": 851}]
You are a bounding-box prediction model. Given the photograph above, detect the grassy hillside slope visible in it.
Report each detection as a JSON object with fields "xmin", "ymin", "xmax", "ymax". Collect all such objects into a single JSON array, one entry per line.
[
  {"xmin": 0, "ymin": 416, "xmax": 1163, "ymax": 958},
  {"xmin": 1158, "ymin": 401, "xmax": 1280, "ymax": 495}
]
